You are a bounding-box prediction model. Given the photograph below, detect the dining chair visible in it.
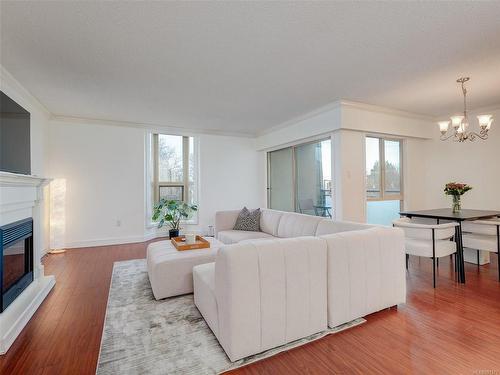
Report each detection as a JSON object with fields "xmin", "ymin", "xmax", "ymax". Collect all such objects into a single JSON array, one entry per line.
[
  {"xmin": 298, "ymin": 198, "xmax": 319, "ymax": 216},
  {"xmin": 393, "ymin": 217, "xmax": 459, "ymax": 288},
  {"xmin": 461, "ymin": 218, "xmax": 500, "ymax": 281},
  {"xmin": 409, "ymin": 217, "xmax": 454, "ymax": 263}
]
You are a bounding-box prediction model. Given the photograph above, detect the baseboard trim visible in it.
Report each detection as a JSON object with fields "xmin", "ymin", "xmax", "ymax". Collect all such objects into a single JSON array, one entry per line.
[{"xmin": 62, "ymin": 233, "xmax": 161, "ymax": 249}]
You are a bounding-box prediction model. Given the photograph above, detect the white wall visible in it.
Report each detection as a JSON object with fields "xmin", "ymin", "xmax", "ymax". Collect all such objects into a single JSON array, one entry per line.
[
  {"xmin": 48, "ymin": 120, "xmax": 147, "ymax": 248},
  {"xmin": 196, "ymin": 134, "xmax": 263, "ymax": 229},
  {"xmin": 48, "ymin": 120, "xmax": 263, "ymax": 248},
  {"xmin": 332, "ymin": 129, "xmax": 366, "ymax": 222},
  {"xmin": 420, "ymin": 108, "xmax": 500, "ymax": 211},
  {"xmin": 0, "ymin": 66, "xmax": 51, "ymax": 254},
  {"xmin": 403, "ymin": 137, "xmax": 428, "ymax": 211}
]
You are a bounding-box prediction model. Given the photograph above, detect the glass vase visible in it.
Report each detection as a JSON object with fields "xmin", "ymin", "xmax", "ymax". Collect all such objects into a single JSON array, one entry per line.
[{"xmin": 452, "ymin": 195, "xmax": 461, "ymax": 213}]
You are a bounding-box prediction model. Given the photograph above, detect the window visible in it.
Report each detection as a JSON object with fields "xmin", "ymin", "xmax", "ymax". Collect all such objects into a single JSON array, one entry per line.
[
  {"xmin": 148, "ymin": 133, "xmax": 198, "ymax": 224},
  {"xmin": 365, "ymin": 136, "xmax": 403, "ymax": 225},
  {"xmin": 267, "ymin": 139, "xmax": 332, "ymax": 218}
]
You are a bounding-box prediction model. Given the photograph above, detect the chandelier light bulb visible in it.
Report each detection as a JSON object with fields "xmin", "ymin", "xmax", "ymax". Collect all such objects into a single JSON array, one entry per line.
[
  {"xmin": 450, "ymin": 115, "xmax": 463, "ymax": 129},
  {"xmin": 438, "ymin": 121, "xmax": 450, "ymax": 134},
  {"xmin": 477, "ymin": 114, "xmax": 492, "ymax": 130},
  {"xmin": 462, "ymin": 119, "xmax": 469, "ymax": 130},
  {"xmin": 486, "ymin": 118, "xmax": 493, "ymax": 130}
]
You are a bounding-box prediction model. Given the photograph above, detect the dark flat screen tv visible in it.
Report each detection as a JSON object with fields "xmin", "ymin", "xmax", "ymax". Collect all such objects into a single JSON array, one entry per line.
[{"xmin": 0, "ymin": 91, "xmax": 31, "ymax": 175}]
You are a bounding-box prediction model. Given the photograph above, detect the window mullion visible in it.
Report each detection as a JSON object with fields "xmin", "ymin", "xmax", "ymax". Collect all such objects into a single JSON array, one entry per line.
[
  {"xmin": 292, "ymin": 146, "xmax": 297, "ymax": 212},
  {"xmin": 153, "ymin": 134, "xmax": 159, "ymax": 203},
  {"xmin": 380, "ymin": 138, "xmax": 385, "ymax": 200},
  {"xmin": 183, "ymin": 136, "xmax": 190, "ymax": 203}
]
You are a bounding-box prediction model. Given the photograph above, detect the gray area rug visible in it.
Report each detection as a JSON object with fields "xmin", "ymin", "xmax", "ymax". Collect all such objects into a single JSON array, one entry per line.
[{"xmin": 96, "ymin": 259, "xmax": 366, "ymax": 375}]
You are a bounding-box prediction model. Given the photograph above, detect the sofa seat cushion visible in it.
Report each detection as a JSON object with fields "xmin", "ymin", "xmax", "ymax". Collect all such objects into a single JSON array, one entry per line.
[
  {"xmin": 193, "ymin": 263, "xmax": 219, "ymax": 336},
  {"xmin": 217, "ymin": 230, "xmax": 275, "ymax": 244},
  {"xmin": 277, "ymin": 212, "xmax": 323, "ymax": 238},
  {"xmin": 405, "ymin": 238, "xmax": 456, "ymax": 258}
]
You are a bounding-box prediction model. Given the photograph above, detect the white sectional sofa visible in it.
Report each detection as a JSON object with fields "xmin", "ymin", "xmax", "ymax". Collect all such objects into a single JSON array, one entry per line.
[
  {"xmin": 193, "ymin": 209, "xmax": 406, "ymax": 361},
  {"xmin": 215, "ymin": 208, "xmax": 373, "ymax": 243}
]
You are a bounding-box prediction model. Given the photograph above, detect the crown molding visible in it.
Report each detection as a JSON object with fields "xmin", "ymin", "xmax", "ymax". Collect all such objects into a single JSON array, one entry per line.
[
  {"xmin": 0, "ymin": 65, "xmax": 51, "ymax": 118},
  {"xmin": 50, "ymin": 114, "xmax": 256, "ymax": 138},
  {"xmin": 256, "ymin": 99, "xmax": 435, "ymax": 138},
  {"xmin": 339, "ymin": 99, "xmax": 434, "ymax": 121},
  {"xmin": 256, "ymin": 100, "xmax": 343, "ymax": 137}
]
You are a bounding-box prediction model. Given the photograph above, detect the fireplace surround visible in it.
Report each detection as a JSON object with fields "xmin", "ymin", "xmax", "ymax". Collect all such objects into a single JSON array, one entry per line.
[
  {"xmin": 1, "ymin": 218, "xmax": 34, "ymax": 313},
  {"xmin": 0, "ymin": 172, "xmax": 54, "ymax": 354}
]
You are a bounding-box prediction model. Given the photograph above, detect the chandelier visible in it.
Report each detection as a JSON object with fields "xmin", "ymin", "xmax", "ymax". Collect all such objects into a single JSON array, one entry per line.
[{"xmin": 438, "ymin": 77, "xmax": 493, "ymax": 142}]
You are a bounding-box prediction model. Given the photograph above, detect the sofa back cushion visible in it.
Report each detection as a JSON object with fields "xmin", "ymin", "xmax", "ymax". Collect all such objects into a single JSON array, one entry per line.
[
  {"xmin": 215, "ymin": 210, "xmax": 241, "ymax": 235},
  {"xmin": 277, "ymin": 212, "xmax": 323, "ymax": 238},
  {"xmin": 315, "ymin": 219, "xmax": 374, "ymax": 236},
  {"xmin": 214, "ymin": 236, "xmax": 327, "ymax": 361},
  {"xmin": 259, "ymin": 209, "xmax": 283, "ymax": 236}
]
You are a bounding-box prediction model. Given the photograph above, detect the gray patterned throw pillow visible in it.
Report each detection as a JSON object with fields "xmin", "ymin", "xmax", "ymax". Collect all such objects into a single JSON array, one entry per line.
[{"xmin": 233, "ymin": 207, "xmax": 261, "ymax": 231}]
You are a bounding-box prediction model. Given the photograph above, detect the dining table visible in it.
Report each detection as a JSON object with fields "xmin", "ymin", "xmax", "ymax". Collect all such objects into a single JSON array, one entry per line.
[{"xmin": 399, "ymin": 208, "xmax": 500, "ymax": 284}]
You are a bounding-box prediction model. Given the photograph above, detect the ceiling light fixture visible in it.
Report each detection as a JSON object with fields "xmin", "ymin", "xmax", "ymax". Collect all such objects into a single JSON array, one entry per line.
[{"xmin": 438, "ymin": 77, "xmax": 493, "ymax": 142}]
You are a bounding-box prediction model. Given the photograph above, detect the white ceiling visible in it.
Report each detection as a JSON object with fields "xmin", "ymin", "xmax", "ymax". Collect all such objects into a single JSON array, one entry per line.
[{"xmin": 1, "ymin": 1, "xmax": 500, "ymax": 136}]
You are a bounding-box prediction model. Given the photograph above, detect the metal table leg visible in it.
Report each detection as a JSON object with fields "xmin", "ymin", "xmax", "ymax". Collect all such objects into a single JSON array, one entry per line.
[{"xmin": 455, "ymin": 222, "xmax": 466, "ymax": 283}]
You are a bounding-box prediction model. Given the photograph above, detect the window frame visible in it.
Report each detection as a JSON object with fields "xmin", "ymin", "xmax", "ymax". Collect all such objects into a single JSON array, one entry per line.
[
  {"xmin": 146, "ymin": 132, "xmax": 199, "ymax": 228},
  {"xmin": 365, "ymin": 136, "xmax": 404, "ymax": 203},
  {"xmin": 152, "ymin": 134, "xmax": 191, "ymax": 204},
  {"xmin": 267, "ymin": 137, "xmax": 333, "ymax": 216}
]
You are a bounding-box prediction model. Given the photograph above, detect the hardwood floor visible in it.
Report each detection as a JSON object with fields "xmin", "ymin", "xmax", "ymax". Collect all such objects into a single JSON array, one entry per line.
[{"xmin": 1, "ymin": 240, "xmax": 499, "ymax": 374}]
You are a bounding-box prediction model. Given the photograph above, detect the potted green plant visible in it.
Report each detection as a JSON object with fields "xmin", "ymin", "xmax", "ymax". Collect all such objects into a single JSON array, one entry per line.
[
  {"xmin": 444, "ymin": 182, "xmax": 472, "ymax": 213},
  {"xmin": 152, "ymin": 199, "xmax": 198, "ymax": 238}
]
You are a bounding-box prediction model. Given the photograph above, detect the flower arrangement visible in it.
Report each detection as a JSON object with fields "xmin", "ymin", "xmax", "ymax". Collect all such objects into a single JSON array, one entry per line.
[{"xmin": 444, "ymin": 182, "xmax": 472, "ymax": 213}]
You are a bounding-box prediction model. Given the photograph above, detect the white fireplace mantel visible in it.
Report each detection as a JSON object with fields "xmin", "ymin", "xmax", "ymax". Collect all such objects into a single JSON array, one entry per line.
[
  {"xmin": 0, "ymin": 171, "xmax": 50, "ymax": 186},
  {"xmin": 0, "ymin": 171, "xmax": 56, "ymax": 354}
]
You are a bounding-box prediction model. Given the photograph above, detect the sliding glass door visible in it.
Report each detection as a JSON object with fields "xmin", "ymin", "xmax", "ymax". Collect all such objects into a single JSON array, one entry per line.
[
  {"xmin": 268, "ymin": 147, "xmax": 294, "ymax": 212},
  {"xmin": 268, "ymin": 139, "xmax": 332, "ymax": 217},
  {"xmin": 366, "ymin": 136, "xmax": 403, "ymax": 225}
]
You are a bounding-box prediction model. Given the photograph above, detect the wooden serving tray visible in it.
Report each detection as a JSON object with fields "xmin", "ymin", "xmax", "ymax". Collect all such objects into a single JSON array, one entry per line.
[{"xmin": 171, "ymin": 235, "xmax": 210, "ymax": 251}]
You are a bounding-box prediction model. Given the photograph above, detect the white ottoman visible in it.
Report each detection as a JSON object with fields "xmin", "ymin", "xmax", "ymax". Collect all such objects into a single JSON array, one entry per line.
[{"xmin": 147, "ymin": 237, "xmax": 223, "ymax": 300}]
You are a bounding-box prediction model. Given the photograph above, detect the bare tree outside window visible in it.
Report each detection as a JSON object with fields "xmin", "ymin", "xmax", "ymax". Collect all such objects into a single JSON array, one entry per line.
[{"xmin": 158, "ymin": 135, "xmax": 183, "ymax": 182}]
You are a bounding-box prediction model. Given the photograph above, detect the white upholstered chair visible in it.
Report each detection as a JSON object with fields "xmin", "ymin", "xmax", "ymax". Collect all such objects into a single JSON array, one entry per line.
[
  {"xmin": 462, "ymin": 218, "xmax": 500, "ymax": 281},
  {"xmin": 393, "ymin": 217, "xmax": 458, "ymax": 288}
]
